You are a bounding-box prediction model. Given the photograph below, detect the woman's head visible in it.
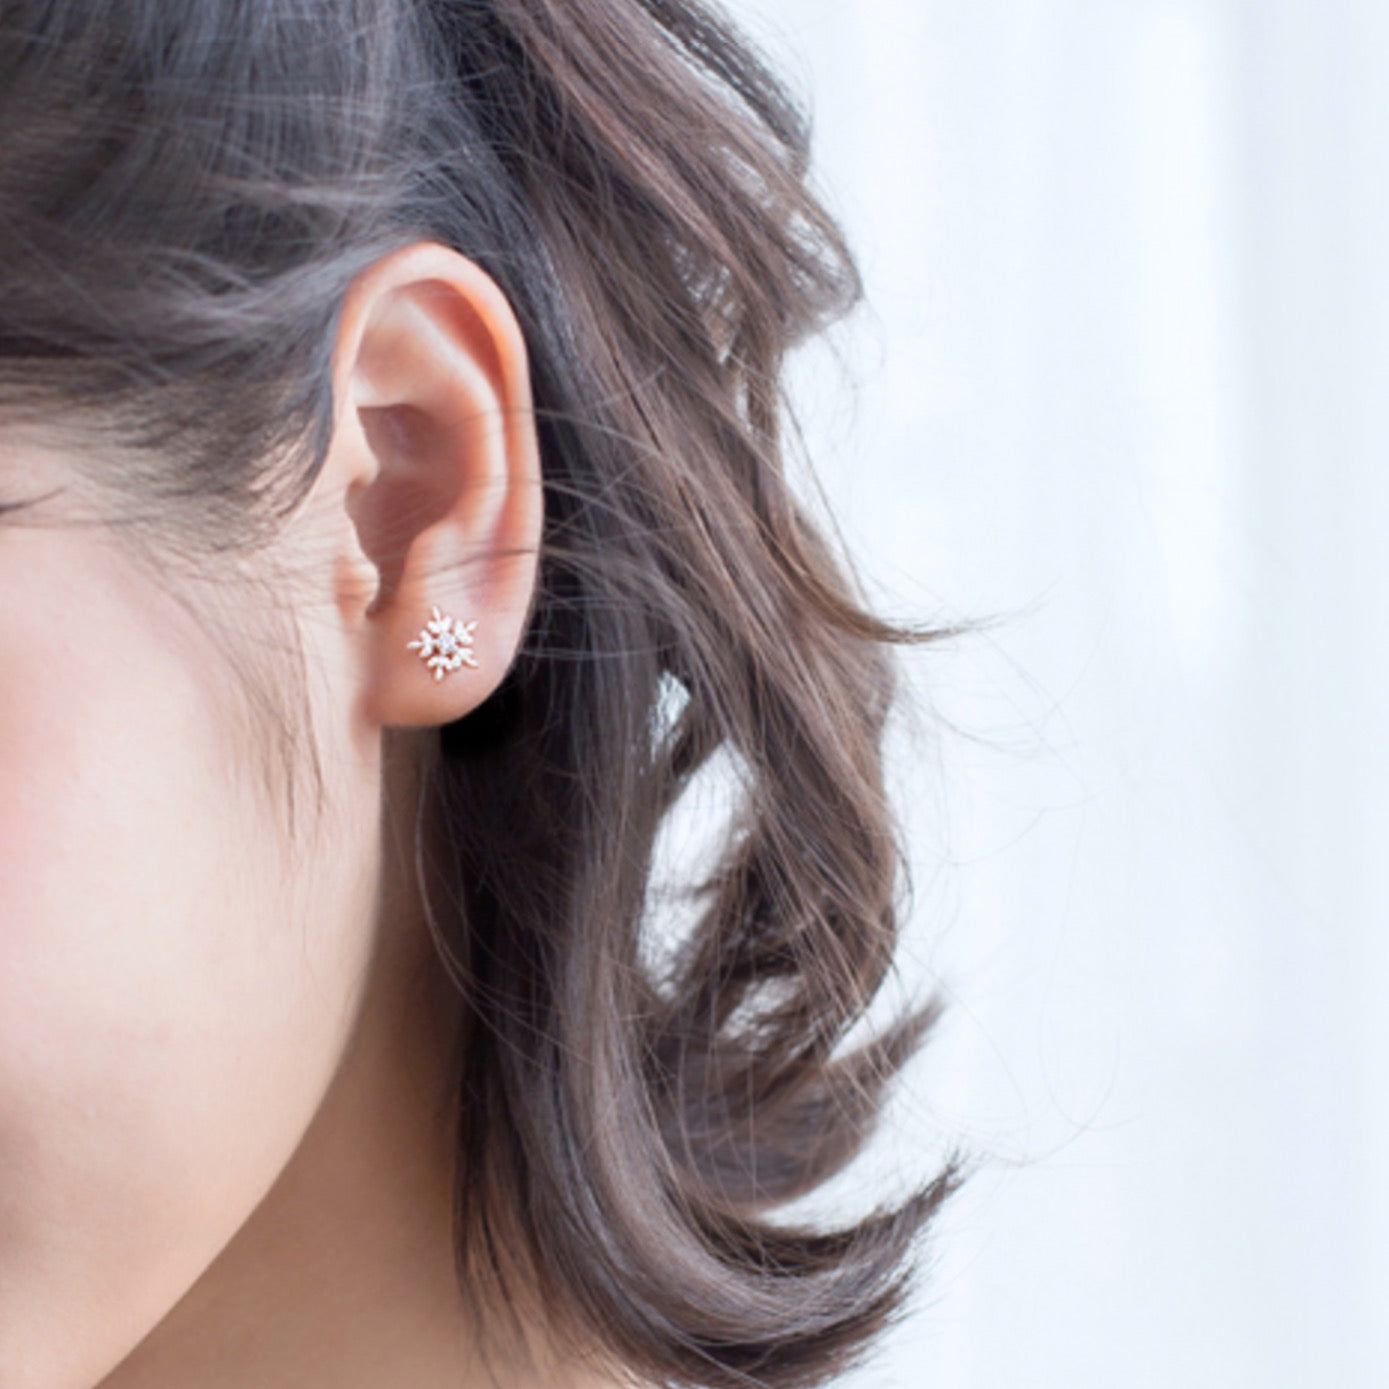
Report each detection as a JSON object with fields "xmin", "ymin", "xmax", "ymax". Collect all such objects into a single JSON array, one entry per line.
[
  {"xmin": 0, "ymin": 2, "xmax": 964, "ymax": 1387},
  {"xmin": 0, "ymin": 239, "xmax": 545, "ymax": 1387}
]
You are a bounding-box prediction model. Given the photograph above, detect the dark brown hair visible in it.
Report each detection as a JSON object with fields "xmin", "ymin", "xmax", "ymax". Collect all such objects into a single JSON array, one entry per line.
[{"xmin": 0, "ymin": 1, "xmax": 970, "ymax": 1385}]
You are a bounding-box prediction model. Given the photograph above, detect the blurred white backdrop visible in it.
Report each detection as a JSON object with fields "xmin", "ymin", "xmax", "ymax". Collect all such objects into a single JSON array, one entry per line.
[{"xmin": 728, "ymin": 1, "xmax": 1388, "ymax": 1385}]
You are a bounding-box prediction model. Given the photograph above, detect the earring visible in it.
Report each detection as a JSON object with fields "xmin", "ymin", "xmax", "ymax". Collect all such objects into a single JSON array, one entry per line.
[{"xmin": 406, "ymin": 605, "xmax": 480, "ymax": 682}]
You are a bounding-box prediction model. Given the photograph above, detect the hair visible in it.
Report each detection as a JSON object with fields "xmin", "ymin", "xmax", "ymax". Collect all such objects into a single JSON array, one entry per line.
[{"xmin": 0, "ymin": 2, "xmax": 971, "ymax": 1386}]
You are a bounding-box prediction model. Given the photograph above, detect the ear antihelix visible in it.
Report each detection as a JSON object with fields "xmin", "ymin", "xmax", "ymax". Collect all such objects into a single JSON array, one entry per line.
[{"xmin": 405, "ymin": 605, "xmax": 480, "ymax": 683}]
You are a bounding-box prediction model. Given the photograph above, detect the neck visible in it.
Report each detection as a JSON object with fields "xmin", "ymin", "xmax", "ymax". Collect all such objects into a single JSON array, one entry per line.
[{"xmin": 94, "ymin": 734, "xmax": 584, "ymax": 1389}]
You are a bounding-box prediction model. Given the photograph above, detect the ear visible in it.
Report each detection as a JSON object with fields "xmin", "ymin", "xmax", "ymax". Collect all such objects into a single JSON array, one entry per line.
[{"xmin": 322, "ymin": 241, "xmax": 542, "ymax": 730}]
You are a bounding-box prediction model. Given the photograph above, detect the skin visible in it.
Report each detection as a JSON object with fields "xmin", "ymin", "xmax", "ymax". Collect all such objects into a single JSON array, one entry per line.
[{"xmin": 0, "ymin": 243, "xmax": 589, "ymax": 1389}]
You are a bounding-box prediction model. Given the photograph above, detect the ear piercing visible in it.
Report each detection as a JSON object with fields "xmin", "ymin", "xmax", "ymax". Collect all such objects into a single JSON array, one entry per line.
[{"xmin": 406, "ymin": 605, "xmax": 479, "ymax": 682}]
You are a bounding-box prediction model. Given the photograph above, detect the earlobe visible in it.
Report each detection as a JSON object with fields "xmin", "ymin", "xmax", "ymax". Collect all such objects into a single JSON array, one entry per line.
[{"xmin": 325, "ymin": 242, "xmax": 543, "ymax": 730}]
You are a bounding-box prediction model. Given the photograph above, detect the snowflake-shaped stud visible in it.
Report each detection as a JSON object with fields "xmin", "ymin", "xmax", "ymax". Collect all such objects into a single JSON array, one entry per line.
[{"xmin": 406, "ymin": 605, "xmax": 479, "ymax": 682}]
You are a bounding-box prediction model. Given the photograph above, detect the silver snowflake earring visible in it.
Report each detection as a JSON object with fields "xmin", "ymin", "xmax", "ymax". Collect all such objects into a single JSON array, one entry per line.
[{"xmin": 406, "ymin": 605, "xmax": 480, "ymax": 682}]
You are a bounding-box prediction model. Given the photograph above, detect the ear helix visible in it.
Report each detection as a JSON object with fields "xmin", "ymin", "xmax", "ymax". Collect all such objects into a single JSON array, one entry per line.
[{"xmin": 405, "ymin": 605, "xmax": 480, "ymax": 682}]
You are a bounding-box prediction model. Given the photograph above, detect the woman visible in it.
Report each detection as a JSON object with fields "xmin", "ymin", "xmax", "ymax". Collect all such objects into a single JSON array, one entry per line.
[{"xmin": 0, "ymin": 1, "xmax": 965, "ymax": 1386}]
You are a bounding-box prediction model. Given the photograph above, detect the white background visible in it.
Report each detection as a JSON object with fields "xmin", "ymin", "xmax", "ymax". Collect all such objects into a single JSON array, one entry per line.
[{"xmin": 732, "ymin": 1, "xmax": 1388, "ymax": 1385}]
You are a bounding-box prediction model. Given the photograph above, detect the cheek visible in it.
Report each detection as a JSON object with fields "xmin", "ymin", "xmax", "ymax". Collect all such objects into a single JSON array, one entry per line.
[{"xmin": 0, "ymin": 530, "xmax": 377, "ymax": 1383}]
